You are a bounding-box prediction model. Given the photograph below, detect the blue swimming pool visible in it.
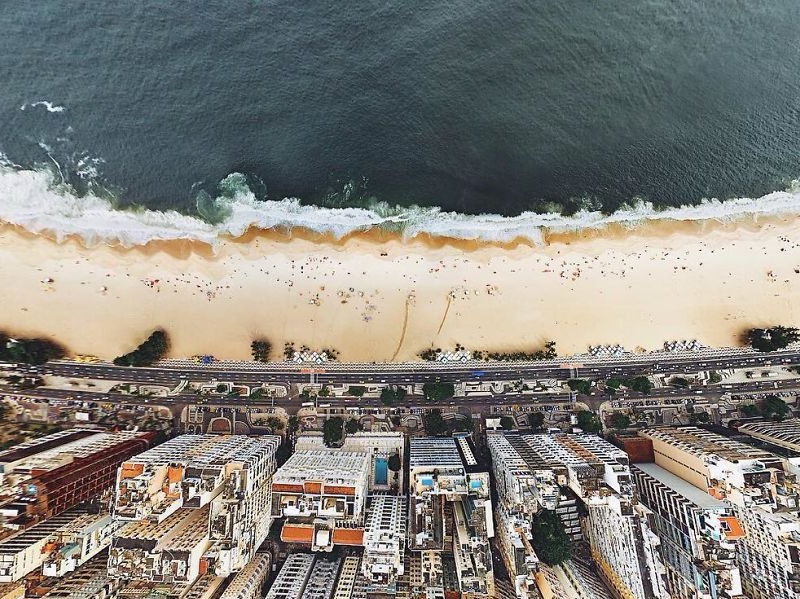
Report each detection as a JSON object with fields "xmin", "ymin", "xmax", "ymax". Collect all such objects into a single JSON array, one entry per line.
[{"xmin": 375, "ymin": 457, "xmax": 388, "ymax": 486}]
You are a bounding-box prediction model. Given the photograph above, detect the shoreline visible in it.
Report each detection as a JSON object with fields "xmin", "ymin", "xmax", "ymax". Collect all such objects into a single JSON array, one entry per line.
[{"xmin": 0, "ymin": 213, "xmax": 798, "ymax": 362}]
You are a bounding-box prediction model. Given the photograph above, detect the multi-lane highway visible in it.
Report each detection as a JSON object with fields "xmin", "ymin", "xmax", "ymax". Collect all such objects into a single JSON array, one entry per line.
[
  {"xmin": 18, "ymin": 346, "xmax": 800, "ymax": 388},
  {"xmin": 1, "ymin": 347, "xmax": 798, "ymax": 416}
]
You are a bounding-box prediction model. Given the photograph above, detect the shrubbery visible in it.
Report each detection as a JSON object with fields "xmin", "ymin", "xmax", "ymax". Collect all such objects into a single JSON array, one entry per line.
[{"xmin": 113, "ymin": 330, "xmax": 169, "ymax": 367}]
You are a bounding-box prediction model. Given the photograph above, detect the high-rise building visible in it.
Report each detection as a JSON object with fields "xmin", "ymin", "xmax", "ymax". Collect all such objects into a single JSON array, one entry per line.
[
  {"xmin": 738, "ymin": 419, "xmax": 800, "ymax": 454},
  {"xmin": 639, "ymin": 426, "xmax": 800, "ymax": 599},
  {"xmin": 631, "ymin": 461, "xmax": 744, "ymax": 598},
  {"xmin": 271, "ymin": 448, "xmax": 371, "ymax": 552},
  {"xmin": 519, "ymin": 434, "xmax": 669, "ymax": 599},
  {"xmin": 0, "ymin": 429, "xmax": 152, "ymax": 530},
  {"xmin": 408, "ymin": 435, "xmax": 494, "ymax": 597},
  {"xmin": 0, "ymin": 509, "xmax": 110, "ymax": 583},
  {"xmin": 362, "ymin": 495, "xmax": 407, "ymax": 594},
  {"xmin": 218, "ymin": 553, "xmax": 271, "ymax": 599},
  {"xmin": 109, "ymin": 434, "xmax": 280, "ymax": 583},
  {"xmin": 265, "ymin": 553, "xmax": 316, "ymax": 599}
]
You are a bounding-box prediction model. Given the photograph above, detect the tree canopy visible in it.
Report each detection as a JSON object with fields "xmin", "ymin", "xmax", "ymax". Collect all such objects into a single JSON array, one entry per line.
[
  {"xmin": 345, "ymin": 418, "xmax": 362, "ymax": 434},
  {"xmin": 113, "ymin": 330, "xmax": 169, "ymax": 367},
  {"xmin": 388, "ymin": 452, "xmax": 402, "ymax": 472},
  {"xmin": 0, "ymin": 332, "xmax": 66, "ymax": 365},
  {"xmin": 348, "ymin": 386, "xmax": 366, "ymax": 397},
  {"xmin": 423, "ymin": 409, "xmax": 446, "ymax": 436},
  {"xmin": 610, "ymin": 412, "xmax": 631, "ymax": 429},
  {"xmin": 576, "ymin": 410, "xmax": 602, "ymax": 433},
  {"xmin": 323, "ymin": 417, "xmax": 344, "ymax": 446},
  {"xmin": 380, "ymin": 386, "xmax": 407, "ymax": 406},
  {"xmin": 500, "ymin": 416, "xmax": 516, "ymax": 430},
  {"xmin": 530, "ymin": 510, "xmax": 571, "ymax": 565},
  {"xmin": 422, "ymin": 382, "xmax": 455, "ymax": 401},
  {"xmin": 567, "ymin": 379, "xmax": 591, "ymax": 395},
  {"xmin": 250, "ymin": 339, "xmax": 272, "ymax": 362},
  {"xmin": 747, "ymin": 326, "xmax": 800, "ymax": 352},
  {"xmin": 528, "ymin": 412, "xmax": 546, "ymax": 431}
]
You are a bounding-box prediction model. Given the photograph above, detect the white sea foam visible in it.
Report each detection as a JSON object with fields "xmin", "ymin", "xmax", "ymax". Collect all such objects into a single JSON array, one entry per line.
[
  {"xmin": 0, "ymin": 165, "xmax": 798, "ymax": 249},
  {"xmin": 20, "ymin": 101, "xmax": 66, "ymax": 113}
]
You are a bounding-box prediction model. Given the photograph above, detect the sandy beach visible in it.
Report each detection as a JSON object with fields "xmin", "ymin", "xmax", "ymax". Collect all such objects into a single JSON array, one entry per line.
[{"xmin": 0, "ymin": 216, "xmax": 798, "ymax": 362}]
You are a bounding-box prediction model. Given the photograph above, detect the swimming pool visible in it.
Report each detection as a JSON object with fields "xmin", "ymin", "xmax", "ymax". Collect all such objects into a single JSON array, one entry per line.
[{"xmin": 375, "ymin": 457, "xmax": 388, "ymax": 486}]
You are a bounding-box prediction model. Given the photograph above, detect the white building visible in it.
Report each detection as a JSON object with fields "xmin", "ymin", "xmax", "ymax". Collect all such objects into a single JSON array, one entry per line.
[
  {"xmin": 640, "ymin": 426, "xmax": 800, "ymax": 599},
  {"xmin": 0, "ymin": 509, "xmax": 107, "ymax": 583},
  {"xmin": 362, "ymin": 495, "xmax": 407, "ymax": 593},
  {"xmin": 219, "ymin": 553, "xmax": 271, "ymax": 599},
  {"xmin": 110, "ymin": 434, "xmax": 280, "ymax": 581},
  {"xmin": 265, "ymin": 553, "xmax": 316, "ymax": 599}
]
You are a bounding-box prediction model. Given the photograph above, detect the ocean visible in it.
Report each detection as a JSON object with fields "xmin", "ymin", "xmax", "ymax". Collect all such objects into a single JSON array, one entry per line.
[{"xmin": 1, "ymin": 1, "xmax": 800, "ymax": 245}]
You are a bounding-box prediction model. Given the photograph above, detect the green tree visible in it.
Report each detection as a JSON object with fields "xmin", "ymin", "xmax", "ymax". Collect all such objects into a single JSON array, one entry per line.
[
  {"xmin": 1, "ymin": 335, "xmax": 66, "ymax": 365},
  {"xmin": 576, "ymin": 410, "xmax": 602, "ymax": 433},
  {"xmin": 345, "ymin": 418, "xmax": 362, "ymax": 434},
  {"xmin": 628, "ymin": 376, "xmax": 653, "ymax": 394},
  {"xmin": 500, "ymin": 416, "xmax": 516, "ymax": 430},
  {"xmin": 348, "ymin": 386, "xmax": 366, "ymax": 397},
  {"xmin": 318, "ymin": 385, "xmax": 330, "ymax": 397},
  {"xmin": 422, "ymin": 382, "xmax": 455, "ymax": 401},
  {"xmin": 763, "ymin": 395, "xmax": 790, "ymax": 420},
  {"xmin": 380, "ymin": 386, "xmax": 407, "ymax": 406},
  {"xmin": 610, "ymin": 412, "xmax": 631, "ymax": 429},
  {"xmin": 670, "ymin": 377, "xmax": 690, "ymax": 387},
  {"xmin": 708, "ymin": 371, "xmax": 722, "ymax": 384},
  {"xmin": 113, "ymin": 330, "xmax": 169, "ymax": 367},
  {"xmin": 740, "ymin": 404, "xmax": 760, "ymax": 417},
  {"xmin": 567, "ymin": 379, "xmax": 591, "ymax": 395},
  {"xmin": 530, "ymin": 510, "xmax": 571, "ymax": 565},
  {"xmin": 528, "ymin": 412, "xmax": 546, "ymax": 431},
  {"xmin": 250, "ymin": 339, "xmax": 272, "ymax": 362},
  {"xmin": 388, "ymin": 452, "xmax": 402, "ymax": 472},
  {"xmin": 747, "ymin": 326, "xmax": 800, "ymax": 352},
  {"xmin": 323, "ymin": 417, "xmax": 344, "ymax": 446},
  {"xmin": 423, "ymin": 409, "xmax": 446, "ymax": 436},
  {"xmin": 288, "ymin": 416, "xmax": 299, "ymax": 435}
]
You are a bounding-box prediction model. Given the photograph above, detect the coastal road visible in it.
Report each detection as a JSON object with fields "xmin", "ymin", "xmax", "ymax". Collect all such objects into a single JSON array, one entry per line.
[{"xmin": 18, "ymin": 346, "xmax": 800, "ymax": 388}]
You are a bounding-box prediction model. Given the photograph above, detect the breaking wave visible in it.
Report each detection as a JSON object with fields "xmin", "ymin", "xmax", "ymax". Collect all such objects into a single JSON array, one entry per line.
[
  {"xmin": 0, "ymin": 164, "xmax": 799, "ymax": 249},
  {"xmin": 20, "ymin": 101, "xmax": 66, "ymax": 113}
]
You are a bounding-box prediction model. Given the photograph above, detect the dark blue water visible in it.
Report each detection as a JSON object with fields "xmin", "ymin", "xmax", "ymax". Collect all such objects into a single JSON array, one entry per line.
[{"xmin": 2, "ymin": 1, "xmax": 800, "ymax": 218}]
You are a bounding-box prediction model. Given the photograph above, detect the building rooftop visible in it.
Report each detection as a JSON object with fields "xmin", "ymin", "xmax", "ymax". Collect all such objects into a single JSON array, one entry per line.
[
  {"xmin": 273, "ymin": 450, "xmax": 370, "ymax": 488},
  {"xmin": 409, "ymin": 438, "xmax": 463, "ymax": 469},
  {"xmin": 641, "ymin": 427, "xmax": 774, "ymax": 464},
  {"xmin": 738, "ymin": 420, "xmax": 800, "ymax": 451},
  {"xmin": 632, "ymin": 463, "xmax": 724, "ymax": 509},
  {"xmin": 0, "ymin": 429, "xmax": 98, "ymax": 466}
]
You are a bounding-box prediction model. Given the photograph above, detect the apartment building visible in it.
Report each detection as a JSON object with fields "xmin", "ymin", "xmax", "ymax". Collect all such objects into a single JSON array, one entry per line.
[
  {"xmin": 295, "ymin": 431, "xmax": 405, "ymax": 493},
  {"xmin": 272, "ymin": 448, "xmax": 371, "ymax": 551},
  {"xmin": 639, "ymin": 426, "xmax": 800, "ymax": 599},
  {"xmin": 520, "ymin": 434, "xmax": 669, "ymax": 599},
  {"xmin": 0, "ymin": 429, "xmax": 152, "ymax": 529},
  {"xmin": 631, "ymin": 461, "xmax": 744, "ymax": 598},
  {"xmin": 408, "ymin": 435, "xmax": 494, "ymax": 597},
  {"xmin": 41, "ymin": 553, "xmax": 124, "ymax": 599},
  {"xmin": 217, "ymin": 553, "xmax": 270, "ymax": 599},
  {"xmin": 0, "ymin": 509, "xmax": 107, "ymax": 583},
  {"xmin": 265, "ymin": 553, "xmax": 316, "ymax": 599},
  {"xmin": 362, "ymin": 495, "xmax": 407, "ymax": 593},
  {"xmin": 738, "ymin": 419, "xmax": 800, "ymax": 454},
  {"xmin": 110, "ymin": 434, "xmax": 280, "ymax": 583}
]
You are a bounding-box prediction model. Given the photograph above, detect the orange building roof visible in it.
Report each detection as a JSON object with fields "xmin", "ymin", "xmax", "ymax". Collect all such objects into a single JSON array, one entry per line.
[
  {"xmin": 324, "ymin": 485, "xmax": 355, "ymax": 496},
  {"xmin": 272, "ymin": 483, "xmax": 304, "ymax": 493},
  {"xmin": 332, "ymin": 528, "xmax": 364, "ymax": 546},
  {"xmin": 120, "ymin": 463, "xmax": 143, "ymax": 480},
  {"xmin": 720, "ymin": 516, "xmax": 745, "ymax": 540},
  {"xmin": 281, "ymin": 523, "xmax": 314, "ymax": 544},
  {"xmin": 304, "ymin": 481, "xmax": 322, "ymax": 494}
]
